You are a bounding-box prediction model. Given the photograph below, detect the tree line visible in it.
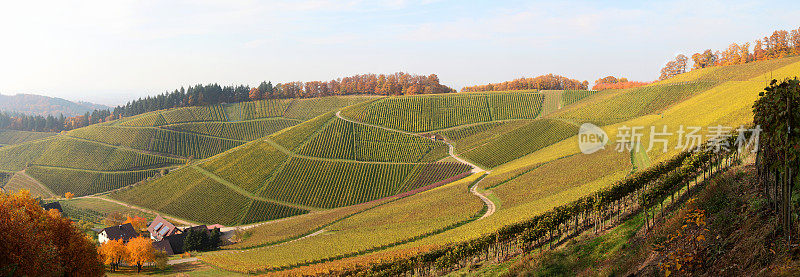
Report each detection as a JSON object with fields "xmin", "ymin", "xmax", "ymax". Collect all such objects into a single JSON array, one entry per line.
[
  {"xmin": 460, "ymin": 74, "xmax": 589, "ymax": 92},
  {"xmin": 592, "ymin": 76, "xmax": 653, "ymax": 91},
  {"xmin": 0, "ymin": 110, "xmax": 111, "ymax": 132},
  {"xmin": 0, "ymin": 72, "xmax": 453, "ymax": 132},
  {"xmin": 660, "ymin": 26, "xmax": 800, "ymax": 80},
  {"xmin": 114, "ymin": 72, "xmax": 454, "ymax": 117}
]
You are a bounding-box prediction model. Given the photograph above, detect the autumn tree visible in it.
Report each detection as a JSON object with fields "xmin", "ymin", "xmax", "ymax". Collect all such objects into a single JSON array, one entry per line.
[
  {"xmin": 461, "ymin": 74, "xmax": 588, "ymax": 92},
  {"xmin": 64, "ymin": 192, "xmax": 74, "ymax": 199},
  {"xmin": 99, "ymin": 239, "xmax": 127, "ymax": 272},
  {"xmin": 103, "ymin": 212, "xmax": 126, "ymax": 227},
  {"xmin": 248, "ymin": 87, "xmax": 261, "ymax": 101},
  {"xmin": 0, "ymin": 190, "xmax": 104, "ymax": 276},
  {"xmin": 122, "ymin": 215, "xmax": 148, "ymax": 231},
  {"xmin": 126, "ymin": 237, "xmax": 156, "ymax": 273},
  {"xmin": 659, "ymin": 54, "xmax": 688, "ymax": 80}
]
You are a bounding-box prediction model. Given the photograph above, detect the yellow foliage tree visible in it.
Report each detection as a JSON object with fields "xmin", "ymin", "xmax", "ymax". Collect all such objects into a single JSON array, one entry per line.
[
  {"xmin": 122, "ymin": 215, "xmax": 148, "ymax": 231},
  {"xmin": 0, "ymin": 189, "xmax": 104, "ymax": 276},
  {"xmin": 64, "ymin": 192, "xmax": 75, "ymax": 199},
  {"xmin": 126, "ymin": 237, "xmax": 155, "ymax": 273},
  {"xmin": 99, "ymin": 239, "xmax": 127, "ymax": 272}
]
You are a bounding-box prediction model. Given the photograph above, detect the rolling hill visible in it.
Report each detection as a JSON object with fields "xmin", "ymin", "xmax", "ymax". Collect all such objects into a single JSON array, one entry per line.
[
  {"xmin": 0, "ymin": 93, "xmax": 110, "ymax": 116},
  {"xmin": 197, "ymin": 56, "xmax": 800, "ymax": 274},
  {"xmin": 1, "ymin": 56, "xmax": 796, "ymax": 275}
]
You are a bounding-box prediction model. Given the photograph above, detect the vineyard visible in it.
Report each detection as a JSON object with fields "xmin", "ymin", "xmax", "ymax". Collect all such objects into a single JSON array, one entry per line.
[
  {"xmin": 0, "ymin": 129, "xmax": 56, "ymax": 146},
  {"xmin": 25, "ymin": 166, "xmax": 161, "ymax": 197},
  {"xmin": 260, "ymin": 158, "xmax": 470, "ymax": 208},
  {"xmin": 202, "ymin": 174, "xmax": 486, "ymax": 272},
  {"xmin": 561, "ymin": 90, "xmax": 595, "ymax": 106},
  {"xmin": 1, "ymin": 171, "xmax": 55, "ymax": 198},
  {"xmin": 342, "ymin": 92, "xmax": 547, "ymax": 133},
  {"xmin": 297, "ymin": 117, "xmax": 449, "ymax": 163},
  {"xmin": 552, "ymin": 81, "xmax": 717, "ymax": 125},
  {"xmin": 199, "ymin": 140, "xmax": 289, "ymax": 194},
  {"xmin": 443, "ymin": 119, "xmax": 579, "ymax": 168},
  {"xmin": 163, "ymin": 118, "xmax": 300, "ymax": 141},
  {"xmin": 111, "ymin": 167, "xmax": 309, "ymax": 226},
  {"xmin": 68, "ymin": 126, "xmax": 244, "ymax": 159}
]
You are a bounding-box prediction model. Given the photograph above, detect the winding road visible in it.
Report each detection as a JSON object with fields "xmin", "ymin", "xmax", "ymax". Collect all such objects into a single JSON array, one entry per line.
[{"xmin": 334, "ymin": 111, "xmax": 496, "ymax": 219}]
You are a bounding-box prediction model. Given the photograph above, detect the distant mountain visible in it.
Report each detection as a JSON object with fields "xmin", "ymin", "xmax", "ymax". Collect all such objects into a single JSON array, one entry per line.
[{"xmin": 0, "ymin": 93, "xmax": 110, "ymax": 117}]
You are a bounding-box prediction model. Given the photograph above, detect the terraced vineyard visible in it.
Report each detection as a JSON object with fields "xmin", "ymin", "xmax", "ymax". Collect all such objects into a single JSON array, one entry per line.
[
  {"xmin": 441, "ymin": 119, "xmax": 579, "ymax": 168},
  {"xmin": 0, "ymin": 129, "xmax": 56, "ymax": 146},
  {"xmin": 1, "ymin": 171, "xmax": 54, "ymax": 198},
  {"xmin": 26, "ymin": 166, "xmax": 161, "ymax": 197},
  {"xmin": 297, "ymin": 117, "xmax": 448, "ymax": 163},
  {"xmin": 164, "ymin": 118, "xmax": 300, "ymax": 141},
  {"xmin": 199, "ymin": 140, "xmax": 289, "ymax": 194},
  {"xmin": 552, "ymin": 81, "xmax": 717, "ymax": 125},
  {"xmin": 342, "ymin": 92, "xmax": 546, "ymax": 133},
  {"xmin": 262, "ymin": 158, "xmax": 470, "ymax": 208},
  {"xmin": 112, "ymin": 167, "xmax": 309, "ymax": 225}
]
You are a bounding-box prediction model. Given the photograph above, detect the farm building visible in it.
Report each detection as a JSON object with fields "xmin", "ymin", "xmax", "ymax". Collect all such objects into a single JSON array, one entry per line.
[
  {"xmin": 148, "ymin": 215, "xmax": 180, "ymax": 241},
  {"xmin": 98, "ymin": 223, "xmax": 138, "ymax": 244},
  {"xmin": 153, "ymin": 233, "xmax": 187, "ymax": 255}
]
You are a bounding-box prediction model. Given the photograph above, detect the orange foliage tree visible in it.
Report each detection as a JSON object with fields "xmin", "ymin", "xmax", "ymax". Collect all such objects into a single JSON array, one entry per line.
[
  {"xmin": 689, "ymin": 26, "xmax": 800, "ymax": 70},
  {"xmin": 592, "ymin": 76, "xmax": 652, "ymax": 90},
  {"xmin": 126, "ymin": 237, "xmax": 155, "ymax": 273},
  {"xmin": 461, "ymin": 74, "xmax": 588, "ymax": 92},
  {"xmin": 0, "ymin": 190, "xmax": 104, "ymax": 276},
  {"xmin": 64, "ymin": 192, "xmax": 75, "ymax": 199},
  {"xmin": 659, "ymin": 54, "xmax": 688, "ymax": 80},
  {"xmin": 99, "ymin": 239, "xmax": 127, "ymax": 272},
  {"xmin": 248, "ymin": 87, "xmax": 261, "ymax": 101},
  {"xmin": 122, "ymin": 215, "xmax": 148, "ymax": 231}
]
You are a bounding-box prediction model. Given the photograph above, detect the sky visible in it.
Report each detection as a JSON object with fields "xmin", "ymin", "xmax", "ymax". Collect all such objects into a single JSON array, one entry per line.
[{"xmin": 0, "ymin": 0, "xmax": 797, "ymax": 106}]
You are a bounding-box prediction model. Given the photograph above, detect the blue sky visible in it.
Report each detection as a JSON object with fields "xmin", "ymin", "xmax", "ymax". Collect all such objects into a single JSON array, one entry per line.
[{"xmin": 0, "ymin": 0, "xmax": 797, "ymax": 106}]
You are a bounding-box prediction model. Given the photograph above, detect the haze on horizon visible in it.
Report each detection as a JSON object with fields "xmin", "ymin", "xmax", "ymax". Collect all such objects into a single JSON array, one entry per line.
[{"xmin": 0, "ymin": 0, "xmax": 796, "ymax": 106}]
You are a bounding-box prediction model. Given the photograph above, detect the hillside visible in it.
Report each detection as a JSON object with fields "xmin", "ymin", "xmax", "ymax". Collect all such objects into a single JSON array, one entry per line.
[
  {"xmin": 3, "ymin": 56, "xmax": 797, "ymax": 276},
  {"xmin": 0, "ymin": 93, "xmax": 109, "ymax": 116},
  {"xmin": 194, "ymin": 56, "xmax": 800, "ymax": 275},
  {"xmin": 0, "ymin": 95, "xmax": 380, "ymax": 198}
]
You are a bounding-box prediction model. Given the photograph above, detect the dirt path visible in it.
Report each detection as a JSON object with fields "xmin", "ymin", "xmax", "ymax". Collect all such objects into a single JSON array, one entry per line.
[
  {"xmin": 192, "ymin": 165, "xmax": 319, "ymax": 211},
  {"xmin": 13, "ymin": 170, "xmax": 57, "ymax": 198},
  {"xmin": 204, "ymin": 229, "xmax": 326, "ymax": 256},
  {"xmin": 335, "ymin": 111, "xmax": 496, "ymax": 219},
  {"xmin": 82, "ymin": 196, "xmax": 195, "ymax": 226},
  {"xmin": 168, "ymin": 257, "xmax": 200, "ymax": 265},
  {"xmin": 470, "ymin": 177, "xmax": 496, "ymax": 219}
]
